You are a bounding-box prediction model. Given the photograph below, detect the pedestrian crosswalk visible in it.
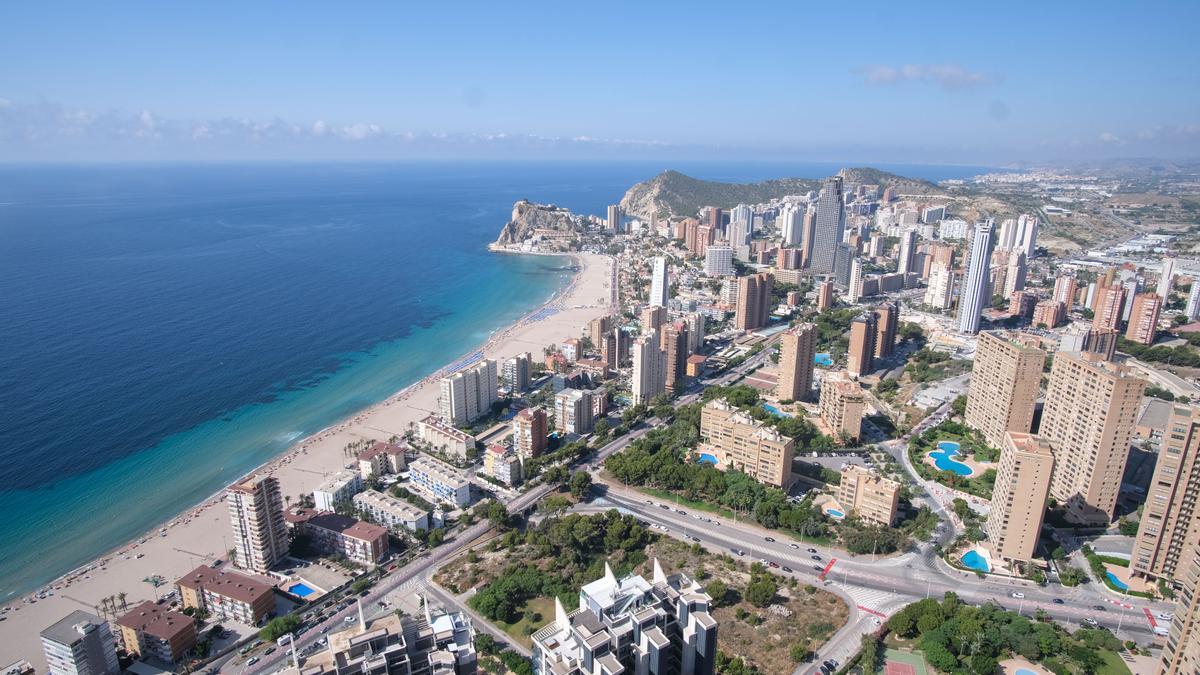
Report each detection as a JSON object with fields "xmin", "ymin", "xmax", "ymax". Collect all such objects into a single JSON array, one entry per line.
[{"xmin": 840, "ymin": 585, "xmax": 906, "ymax": 616}]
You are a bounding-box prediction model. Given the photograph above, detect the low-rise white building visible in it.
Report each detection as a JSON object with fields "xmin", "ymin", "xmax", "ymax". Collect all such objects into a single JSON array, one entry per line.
[
  {"xmin": 313, "ymin": 470, "xmax": 363, "ymax": 512},
  {"xmin": 408, "ymin": 456, "xmax": 472, "ymax": 508},
  {"xmin": 418, "ymin": 414, "xmax": 477, "ymax": 461},
  {"xmin": 352, "ymin": 489, "xmax": 429, "ymax": 532}
]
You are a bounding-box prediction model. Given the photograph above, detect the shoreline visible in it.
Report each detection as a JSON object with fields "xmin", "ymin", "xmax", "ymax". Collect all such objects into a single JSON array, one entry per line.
[{"xmin": 0, "ymin": 248, "xmax": 613, "ymax": 670}]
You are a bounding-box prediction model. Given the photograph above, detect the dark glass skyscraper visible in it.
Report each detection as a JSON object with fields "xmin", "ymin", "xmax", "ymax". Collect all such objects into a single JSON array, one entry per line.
[{"xmin": 809, "ymin": 176, "xmax": 845, "ymax": 274}]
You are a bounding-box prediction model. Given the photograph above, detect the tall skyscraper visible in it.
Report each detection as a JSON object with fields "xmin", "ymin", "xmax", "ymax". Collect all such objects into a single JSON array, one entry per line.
[
  {"xmin": 503, "ymin": 352, "xmax": 532, "ymax": 393},
  {"xmin": 554, "ymin": 388, "xmax": 594, "ymax": 435},
  {"xmin": 1052, "ymin": 275, "xmax": 1077, "ymax": 307},
  {"xmin": 439, "ymin": 359, "xmax": 497, "ymax": 426},
  {"xmin": 1188, "ymin": 282, "xmax": 1200, "ymax": 321},
  {"xmin": 1160, "ymin": 539, "xmax": 1200, "ymax": 674},
  {"xmin": 631, "ymin": 335, "xmax": 666, "ymax": 405},
  {"xmin": 847, "ymin": 257, "xmax": 864, "ymax": 302},
  {"xmin": 996, "ymin": 218, "xmax": 1018, "ymax": 251},
  {"xmin": 986, "ymin": 432, "xmax": 1054, "ymax": 566},
  {"xmin": 809, "ymin": 177, "xmax": 845, "ymax": 274},
  {"xmin": 1132, "ymin": 405, "xmax": 1200, "ymax": 582},
  {"xmin": 964, "ymin": 332, "xmax": 1045, "ymax": 450},
  {"xmin": 819, "ymin": 373, "xmax": 866, "ymax": 442},
  {"xmin": 1120, "ymin": 277, "xmax": 1142, "ymax": 322},
  {"xmin": 1016, "ymin": 214, "xmax": 1038, "ymax": 258},
  {"xmin": 1040, "ymin": 352, "xmax": 1146, "ymax": 525},
  {"xmin": 648, "ymin": 256, "xmax": 669, "ymax": 307},
  {"xmin": 799, "ymin": 207, "xmax": 817, "ymax": 267},
  {"xmin": 588, "ymin": 316, "xmax": 611, "ymax": 344},
  {"xmin": 1093, "ymin": 284, "xmax": 1126, "ymax": 332},
  {"xmin": 734, "ymin": 272, "xmax": 773, "ymax": 331},
  {"xmin": 1158, "ymin": 258, "xmax": 1176, "ymax": 299},
  {"xmin": 1126, "ymin": 292, "xmax": 1162, "ymax": 345},
  {"xmin": 924, "ymin": 262, "xmax": 954, "ymax": 309},
  {"xmin": 1004, "ymin": 251, "xmax": 1027, "ymax": 296},
  {"xmin": 661, "ymin": 321, "xmax": 689, "ymax": 392},
  {"xmin": 779, "ymin": 205, "xmax": 802, "ymax": 246},
  {"xmin": 513, "ymin": 406, "xmax": 548, "ymax": 459},
  {"xmin": 641, "ymin": 305, "xmax": 667, "ymax": 335},
  {"xmin": 704, "ymin": 244, "xmax": 733, "ymax": 277},
  {"xmin": 777, "ymin": 323, "xmax": 817, "ymax": 401},
  {"xmin": 956, "ymin": 220, "xmax": 994, "ymax": 334},
  {"xmin": 873, "ymin": 303, "xmax": 898, "ymax": 359},
  {"xmin": 847, "ymin": 313, "xmax": 877, "ymax": 377},
  {"xmin": 41, "ymin": 611, "xmax": 120, "ymax": 675},
  {"xmin": 817, "ymin": 280, "xmax": 834, "ymax": 311},
  {"xmin": 897, "ymin": 229, "xmax": 917, "ymax": 275},
  {"xmin": 607, "ymin": 204, "xmax": 623, "ymax": 233},
  {"xmin": 227, "ymin": 475, "xmax": 288, "ymax": 573},
  {"xmin": 833, "ymin": 244, "xmax": 852, "ymax": 287}
]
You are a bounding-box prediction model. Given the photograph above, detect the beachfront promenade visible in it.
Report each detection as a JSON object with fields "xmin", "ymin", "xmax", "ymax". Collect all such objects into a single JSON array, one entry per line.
[{"xmin": 0, "ymin": 252, "xmax": 615, "ymax": 671}]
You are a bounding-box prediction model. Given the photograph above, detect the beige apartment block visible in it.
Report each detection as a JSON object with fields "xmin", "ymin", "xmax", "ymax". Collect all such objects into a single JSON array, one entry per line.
[
  {"xmin": 985, "ymin": 432, "xmax": 1054, "ymax": 566},
  {"xmin": 836, "ymin": 465, "xmax": 900, "ymax": 526},
  {"xmin": 227, "ymin": 475, "xmax": 288, "ymax": 574},
  {"xmin": 1133, "ymin": 405, "xmax": 1200, "ymax": 582},
  {"xmin": 777, "ymin": 323, "xmax": 817, "ymax": 402},
  {"xmin": 819, "ymin": 373, "xmax": 865, "ymax": 443},
  {"xmin": 698, "ymin": 398, "xmax": 793, "ymax": 488},
  {"xmin": 1160, "ymin": 540, "xmax": 1200, "ymax": 674},
  {"xmin": 964, "ymin": 331, "xmax": 1045, "ymax": 451},
  {"xmin": 1039, "ymin": 352, "xmax": 1146, "ymax": 525}
]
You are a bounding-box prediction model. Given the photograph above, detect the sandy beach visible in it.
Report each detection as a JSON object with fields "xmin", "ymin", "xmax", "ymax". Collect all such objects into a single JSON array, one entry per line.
[{"xmin": 0, "ymin": 251, "xmax": 615, "ymax": 671}]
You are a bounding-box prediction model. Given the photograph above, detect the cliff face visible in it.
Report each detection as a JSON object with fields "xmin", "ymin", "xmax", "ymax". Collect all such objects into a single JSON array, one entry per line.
[
  {"xmin": 619, "ymin": 168, "xmax": 940, "ymax": 220},
  {"xmin": 493, "ymin": 200, "xmax": 582, "ymax": 249}
]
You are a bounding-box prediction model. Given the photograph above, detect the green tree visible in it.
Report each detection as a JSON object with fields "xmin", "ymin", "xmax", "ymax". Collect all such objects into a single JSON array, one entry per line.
[
  {"xmin": 569, "ymin": 471, "xmax": 593, "ymax": 498},
  {"xmin": 259, "ymin": 614, "xmax": 301, "ymax": 642}
]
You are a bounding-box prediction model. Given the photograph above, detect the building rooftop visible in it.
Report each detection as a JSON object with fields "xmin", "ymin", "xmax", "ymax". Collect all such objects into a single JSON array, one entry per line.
[
  {"xmin": 419, "ymin": 415, "xmax": 474, "ymax": 442},
  {"xmin": 115, "ymin": 601, "xmax": 194, "ymax": 642},
  {"xmin": 40, "ymin": 610, "xmax": 107, "ymax": 646},
  {"xmin": 306, "ymin": 512, "xmax": 389, "ymax": 542},
  {"xmin": 176, "ymin": 565, "xmax": 274, "ymax": 605},
  {"xmin": 359, "ymin": 441, "xmax": 406, "ymax": 460}
]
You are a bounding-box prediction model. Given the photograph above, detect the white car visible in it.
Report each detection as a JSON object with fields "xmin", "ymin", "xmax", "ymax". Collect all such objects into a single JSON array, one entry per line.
[
  {"xmin": 1158, "ymin": 613, "xmax": 1174, "ymax": 621},
  {"xmin": 344, "ymin": 615, "xmax": 357, "ymax": 624},
  {"xmin": 1010, "ymin": 592, "xmax": 1025, "ymax": 599}
]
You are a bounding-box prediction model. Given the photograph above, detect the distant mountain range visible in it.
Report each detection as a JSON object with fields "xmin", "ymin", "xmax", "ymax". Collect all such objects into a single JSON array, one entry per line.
[{"xmin": 619, "ymin": 168, "xmax": 940, "ymax": 220}]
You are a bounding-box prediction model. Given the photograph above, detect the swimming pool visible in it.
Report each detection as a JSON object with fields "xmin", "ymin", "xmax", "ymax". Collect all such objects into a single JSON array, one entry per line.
[
  {"xmin": 697, "ymin": 453, "xmax": 718, "ymax": 465},
  {"xmin": 961, "ymin": 550, "xmax": 990, "ymax": 573},
  {"xmin": 1015, "ymin": 670, "xmax": 1037, "ymax": 675},
  {"xmin": 1106, "ymin": 570, "xmax": 1130, "ymax": 591},
  {"xmin": 929, "ymin": 441, "xmax": 974, "ymax": 476},
  {"xmin": 826, "ymin": 509, "xmax": 845, "ymax": 518},
  {"xmin": 761, "ymin": 403, "xmax": 791, "ymax": 417},
  {"xmin": 814, "ymin": 353, "xmax": 834, "ymax": 366},
  {"xmin": 288, "ymin": 582, "xmax": 316, "ymax": 598}
]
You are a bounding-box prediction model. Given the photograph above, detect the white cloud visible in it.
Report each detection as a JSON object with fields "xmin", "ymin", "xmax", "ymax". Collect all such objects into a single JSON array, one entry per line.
[
  {"xmin": 0, "ymin": 98, "xmax": 674, "ymax": 159},
  {"xmin": 1098, "ymin": 131, "xmax": 1123, "ymax": 144},
  {"xmin": 859, "ymin": 63, "xmax": 1000, "ymax": 90}
]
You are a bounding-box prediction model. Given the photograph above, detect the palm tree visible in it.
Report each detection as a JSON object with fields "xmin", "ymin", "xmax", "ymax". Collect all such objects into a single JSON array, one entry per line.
[
  {"xmin": 117, "ymin": 592, "xmax": 128, "ymax": 611},
  {"xmin": 143, "ymin": 575, "xmax": 166, "ymax": 601}
]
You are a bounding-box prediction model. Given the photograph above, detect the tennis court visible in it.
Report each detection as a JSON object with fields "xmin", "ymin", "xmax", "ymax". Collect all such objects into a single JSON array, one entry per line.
[{"xmin": 881, "ymin": 649, "xmax": 929, "ymax": 675}]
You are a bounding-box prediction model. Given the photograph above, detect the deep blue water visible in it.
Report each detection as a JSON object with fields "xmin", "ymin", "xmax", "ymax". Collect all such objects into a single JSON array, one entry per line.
[{"xmin": 0, "ymin": 160, "xmax": 992, "ymax": 598}]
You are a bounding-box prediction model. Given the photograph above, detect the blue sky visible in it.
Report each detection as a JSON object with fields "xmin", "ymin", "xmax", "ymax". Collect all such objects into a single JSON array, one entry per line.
[{"xmin": 1, "ymin": 1, "xmax": 1197, "ymax": 163}]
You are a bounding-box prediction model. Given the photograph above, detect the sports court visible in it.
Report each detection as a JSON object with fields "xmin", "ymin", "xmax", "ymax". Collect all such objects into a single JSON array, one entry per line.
[{"xmin": 881, "ymin": 649, "xmax": 929, "ymax": 675}]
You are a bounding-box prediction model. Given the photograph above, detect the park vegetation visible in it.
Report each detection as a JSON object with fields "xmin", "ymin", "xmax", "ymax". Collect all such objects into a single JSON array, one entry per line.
[{"xmin": 888, "ymin": 594, "xmax": 1129, "ymax": 675}]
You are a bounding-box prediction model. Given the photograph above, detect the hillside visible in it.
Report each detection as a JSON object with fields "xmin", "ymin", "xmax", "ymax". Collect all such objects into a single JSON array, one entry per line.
[
  {"xmin": 619, "ymin": 168, "xmax": 940, "ymax": 220},
  {"xmin": 493, "ymin": 199, "xmax": 585, "ymax": 251}
]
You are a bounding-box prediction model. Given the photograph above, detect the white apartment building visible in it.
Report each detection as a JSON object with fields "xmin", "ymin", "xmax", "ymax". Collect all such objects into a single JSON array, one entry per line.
[
  {"xmin": 313, "ymin": 470, "xmax": 363, "ymax": 512},
  {"xmin": 352, "ymin": 489, "xmax": 430, "ymax": 532},
  {"xmin": 438, "ymin": 359, "xmax": 497, "ymax": 426},
  {"xmin": 41, "ymin": 612, "xmax": 119, "ymax": 675},
  {"xmin": 408, "ymin": 456, "xmax": 472, "ymax": 508}
]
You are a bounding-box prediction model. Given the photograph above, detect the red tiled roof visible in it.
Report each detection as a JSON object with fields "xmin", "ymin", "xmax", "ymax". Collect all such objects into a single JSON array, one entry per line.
[
  {"xmin": 116, "ymin": 602, "xmax": 195, "ymax": 642},
  {"xmin": 176, "ymin": 565, "xmax": 273, "ymax": 605}
]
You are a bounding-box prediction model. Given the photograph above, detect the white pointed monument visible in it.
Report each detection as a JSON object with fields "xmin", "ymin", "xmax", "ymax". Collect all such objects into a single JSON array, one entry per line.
[
  {"xmin": 554, "ymin": 596, "xmax": 570, "ymax": 631},
  {"xmin": 652, "ymin": 558, "xmax": 667, "ymax": 584}
]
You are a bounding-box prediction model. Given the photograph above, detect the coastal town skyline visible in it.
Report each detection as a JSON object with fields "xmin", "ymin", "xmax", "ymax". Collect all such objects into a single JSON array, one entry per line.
[{"xmin": 5, "ymin": 3, "xmax": 1200, "ymax": 675}]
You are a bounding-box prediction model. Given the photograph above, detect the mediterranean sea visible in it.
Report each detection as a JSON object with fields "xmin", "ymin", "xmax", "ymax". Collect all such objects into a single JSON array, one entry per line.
[{"xmin": 0, "ymin": 160, "xmax": 995, "ymax": 598}]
